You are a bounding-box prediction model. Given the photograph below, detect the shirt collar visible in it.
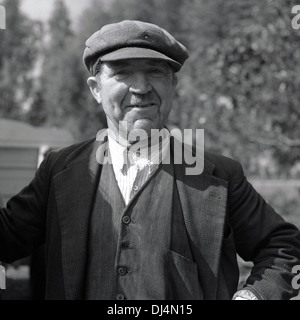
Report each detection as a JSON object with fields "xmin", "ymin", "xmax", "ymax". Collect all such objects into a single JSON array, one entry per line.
[{"xmin": 108, "ymin": 128, "xmax": 170, "ymax": 174}]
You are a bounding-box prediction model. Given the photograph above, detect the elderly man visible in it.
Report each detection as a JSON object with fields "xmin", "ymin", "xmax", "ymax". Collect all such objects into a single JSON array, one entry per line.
[{"xmin": 0, "ymin": 20, "xmax": 300, "ymax": 300}]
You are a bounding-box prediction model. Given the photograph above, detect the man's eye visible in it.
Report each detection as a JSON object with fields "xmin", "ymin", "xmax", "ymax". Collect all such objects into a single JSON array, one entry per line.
[
  {"xmin": 148, "ymin": 68, "xmax": 166, "ymax": 77},
  {"xmin": 113, "ymin": 70, "xmax": 131, "ymax": 78}
]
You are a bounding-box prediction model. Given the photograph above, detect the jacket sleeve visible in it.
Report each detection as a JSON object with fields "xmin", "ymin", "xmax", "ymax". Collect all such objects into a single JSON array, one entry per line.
[
  {"xmin": 0, "ymin": 154, "xmax": 50, "ymax": 263},
  {"xmin": 228, "ymin": 161, "xmax": 300, "ymax": 300}
]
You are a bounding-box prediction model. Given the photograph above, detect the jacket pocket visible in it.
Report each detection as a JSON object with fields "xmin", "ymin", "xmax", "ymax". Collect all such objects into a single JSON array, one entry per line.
[{"xmin": 166, "ymin": 250, "xmax": 203, "ymax": 300}]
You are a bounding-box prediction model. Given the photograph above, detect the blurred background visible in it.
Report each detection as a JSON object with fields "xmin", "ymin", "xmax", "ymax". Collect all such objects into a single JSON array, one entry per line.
[{"xmin": 0, "ymin": 0, "xmax": 299, "ymax": 299}]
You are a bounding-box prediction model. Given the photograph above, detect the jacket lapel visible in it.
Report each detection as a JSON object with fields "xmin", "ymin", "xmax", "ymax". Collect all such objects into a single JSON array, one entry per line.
[
  {"xmin": 172, "ymin": 139, "xmax": 228, "ymax": 299},
  {"xmin": 53, "ymin": 139, "xmax": 105, "ymax": 299}
]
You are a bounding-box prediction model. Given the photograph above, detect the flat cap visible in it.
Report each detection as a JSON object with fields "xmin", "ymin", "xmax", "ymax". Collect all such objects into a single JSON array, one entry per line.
[{"xmin": 83, "ymin": 20, "xmax": 189, "ymax": 75}]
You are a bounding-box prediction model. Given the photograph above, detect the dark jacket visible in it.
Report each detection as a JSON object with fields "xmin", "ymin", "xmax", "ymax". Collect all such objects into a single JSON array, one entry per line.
[{"xmin": 0, "ymin": 138, "xmax": 300, "ymax": 300}]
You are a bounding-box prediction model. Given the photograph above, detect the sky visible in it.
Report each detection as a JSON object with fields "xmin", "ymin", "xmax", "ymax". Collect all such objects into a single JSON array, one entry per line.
[{"xmin": 20, "ymin": 0, "xmax": 94, "ymax": 24}]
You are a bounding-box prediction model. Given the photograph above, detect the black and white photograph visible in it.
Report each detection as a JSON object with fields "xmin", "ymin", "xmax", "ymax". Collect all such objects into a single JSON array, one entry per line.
[{"xmin": 0, "ymin": 0, "xmax": 300, "ymax": 305}]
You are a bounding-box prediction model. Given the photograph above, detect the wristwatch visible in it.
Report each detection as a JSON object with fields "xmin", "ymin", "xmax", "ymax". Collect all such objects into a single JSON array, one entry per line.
[{"xmin": 232, "ymin": 289, "xmax": 259, "ymax": 300}]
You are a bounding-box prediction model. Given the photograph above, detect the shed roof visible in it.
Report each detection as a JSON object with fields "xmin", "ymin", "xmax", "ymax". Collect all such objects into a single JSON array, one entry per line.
[{"xmin": 0, "ymin": 118, "xmax": 74, "ymax": 148}]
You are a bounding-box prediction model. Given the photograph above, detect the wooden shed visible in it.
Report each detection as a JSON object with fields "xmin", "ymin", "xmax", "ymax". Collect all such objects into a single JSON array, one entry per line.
[
  {"xmin": 0, "ymin": 118, "xmax": 74, "ymax": 299},
  {"xmin": 0, "ymin": 118, "xmax": 74, "ymax": 205}
]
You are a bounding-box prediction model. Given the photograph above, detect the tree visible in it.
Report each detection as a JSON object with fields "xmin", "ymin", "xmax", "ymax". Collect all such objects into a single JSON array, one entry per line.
[
  {"xmin": 32, "ymin": 1, "xmax": 83, "ymax": 138},
  {"xmin": 37, "ymin": 0, "xmax": 75, "ymax": 124},
  {"xmin": 0, "ymin": 0, "xmax": 42, "ymax": 120},
  {"xmin": 31, "ymin": 0, "xmax": 109, "ymax": 140},
  {"xmin": 171, "ymin": 0, "xmax": 300, "ymax": 176}
]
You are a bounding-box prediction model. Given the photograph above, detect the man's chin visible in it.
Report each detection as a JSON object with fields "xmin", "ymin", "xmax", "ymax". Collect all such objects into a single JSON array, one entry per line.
[{"xmin": 129, "ymin": 119, "xmax": 157, "ymax": 140}]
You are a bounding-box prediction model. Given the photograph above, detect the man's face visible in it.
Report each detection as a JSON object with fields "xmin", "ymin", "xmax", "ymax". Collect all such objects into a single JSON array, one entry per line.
[{"xmin": 88, "ymin": 58, "xmax": 177, "ymax": 141}]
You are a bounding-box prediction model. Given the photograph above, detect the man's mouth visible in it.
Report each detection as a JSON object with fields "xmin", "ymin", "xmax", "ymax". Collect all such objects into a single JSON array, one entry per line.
[{"xmin": 127, "ymin": 103, "xmax": 156, "ymax": 108}]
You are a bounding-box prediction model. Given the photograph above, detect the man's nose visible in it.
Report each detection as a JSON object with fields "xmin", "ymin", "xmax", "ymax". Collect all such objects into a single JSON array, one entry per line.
[{"xmin": 129, "ymin": 72, "xmax": 152, "ymax": 94}]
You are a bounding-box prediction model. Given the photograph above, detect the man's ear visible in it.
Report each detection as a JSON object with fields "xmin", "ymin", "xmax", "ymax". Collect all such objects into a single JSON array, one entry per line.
[{"xmin": 87, "ymin": 77, "xmax": 101, "ymax": 104}]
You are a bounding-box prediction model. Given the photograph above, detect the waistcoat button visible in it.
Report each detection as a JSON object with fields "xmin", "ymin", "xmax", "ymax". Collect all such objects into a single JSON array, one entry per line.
[
  {"xmin": 116, "ymin": 293, "xmax": 125, "ymax": 300},
  {"xmin": 122, "ymin": 215, "xmax": 131, "ymax": 224},
  {"xmin": 118, "ymin": 267, "xmax": 127, "ymax": 276}
]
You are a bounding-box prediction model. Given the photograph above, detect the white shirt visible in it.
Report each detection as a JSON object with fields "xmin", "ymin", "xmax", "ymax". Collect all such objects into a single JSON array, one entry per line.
[{"xmin": 108, "ymin": 129, "xmax": 170, "ymax": 205}]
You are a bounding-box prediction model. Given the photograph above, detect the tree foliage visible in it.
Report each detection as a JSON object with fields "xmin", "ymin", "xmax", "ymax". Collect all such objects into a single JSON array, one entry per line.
[
  {"xmin": 0, "ymin": 0, "xmax": 42, "ymax": 120},
  {"xmin": 180, "ymin": 0, "xmax": 300, "ymax": 174},
  {"xmin": 29, "ymin": 0, "xmax": 109, "ymax": 139}
]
